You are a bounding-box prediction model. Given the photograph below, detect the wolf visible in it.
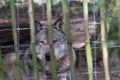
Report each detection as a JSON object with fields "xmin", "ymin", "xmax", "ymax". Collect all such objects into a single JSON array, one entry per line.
[
  {"xmin": 1, "ymin": 52, "xmax": 18, "ymax": 80},
  {"xmin": 34, "ymin": 18, "xmax": 76, "ymax": 80},
  {"xmin": 1, "ymin": 52, "xmax": 46, "ymax": 80},
  {"xmin": 2, "ymin": 18, "xmax": 76, "ymax": 80}
]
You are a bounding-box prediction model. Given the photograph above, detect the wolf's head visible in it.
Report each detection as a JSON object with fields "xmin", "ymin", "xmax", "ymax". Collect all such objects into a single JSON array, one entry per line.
[{"xmin": 35, "ymin": 18, "xmax": 69, "ymax": 61}]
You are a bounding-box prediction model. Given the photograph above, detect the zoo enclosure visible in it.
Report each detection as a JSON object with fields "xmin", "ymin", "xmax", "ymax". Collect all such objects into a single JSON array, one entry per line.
[{"xmin": 0, "ymin": 0, "xmax": 120, "ymax": 80}]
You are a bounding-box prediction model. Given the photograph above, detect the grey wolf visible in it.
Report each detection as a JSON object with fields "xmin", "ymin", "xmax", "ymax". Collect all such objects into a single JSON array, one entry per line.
[
  {"xmin": 1, "ymin": 52, "xmax": 18, "ymax": 80},
  {"xmin": 2, "ymin": 18, "xmax": 76, "ymax": 80},
  {"xmin": 1, "ymin": 52, "xmax": 46, "ymax": 80},
  {"xmin": 34, "ymin": 18, "xmax": 76, "ymax": 80}
]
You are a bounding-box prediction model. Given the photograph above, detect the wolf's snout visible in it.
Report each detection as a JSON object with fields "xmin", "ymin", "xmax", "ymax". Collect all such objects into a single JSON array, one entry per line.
[
  {"xmin": 45, "ymin": 71, "xmax": 52, "ymax": 76},
  {"xmin": 45, "ymin": 52, "xmax": 51, "ymax": 61}
]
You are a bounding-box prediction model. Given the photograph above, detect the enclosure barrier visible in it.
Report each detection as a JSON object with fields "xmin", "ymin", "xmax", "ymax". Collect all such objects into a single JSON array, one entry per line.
[
  {"xmin": 61, "ymin": 0, "xmax": 76, "ymax": 80},
  {"xmin": 46, "ymin": 0, "xmax": 58, "ymax": 80},
  {"xmin": 83, "ymin": 0, "xmax": 93, "ymax": 80},
  {"xmin": 10, "ymin": 0, "xmax": 22, "ymax": 80},
  {"xmin": 100, "ymin": 0, "xmax": 111, "ymax": 80},
  {"xmin": 0, "ymin": 48, "xmax": 4, "ymax": 79},
  {"xmin": 0, "ymin": 0, "xmax": 119, "ymax": 80},
  {"xmin": 28, "ymin": 0, "xmax": 38, "ymax": 80}
]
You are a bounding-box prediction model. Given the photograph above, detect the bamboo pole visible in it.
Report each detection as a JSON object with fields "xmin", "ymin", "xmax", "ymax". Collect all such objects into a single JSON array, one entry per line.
[
  {"xmin": 100, "ymin": 0, "xmax": 111, "ymax": 80},
  {"xmin": 61, "ymin": 0, "xmax": 76, "ymax": 80},
  {"xmin": 0, "ymin": 49, "xmax": 4, "ymax": 79},
  {"xmin": 10, "ymin": 0, "xmax": 22, "ymax": 79},
  {"xmin": 28, "ymin": 0, "xmax": 38, "ymax": 80},
  {"xmin": 83, "ymin": 0, "xmax": 93, "ymax": 80},
  {"xmin": 116, "ymin": 0, "xmax": 120, "ymax": 58},
  {"xmin": 116, "ymin": 0, "xmax": 120, "ymax": 39},
  {"xmin": 46, "ymin": 0, "xmax": 58, "ymax": 80}
]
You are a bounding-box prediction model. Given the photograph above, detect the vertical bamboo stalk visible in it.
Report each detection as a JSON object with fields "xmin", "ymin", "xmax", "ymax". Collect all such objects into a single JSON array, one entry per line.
[
  {"xmin": 116, "ymin": 0, "xmax": 120, "ymax": 58},
  {"xmin": 116, "ymin": 0, "xmax": 120, "ymax": 39},
  {"xmin": 61, "ymin": 0, "xmax": 76, "ymax": 80},
  {"xmin": 46, "ymin": 0, "xmax": 58, "ymax": 80},
  {"xmin": 83, "ymin": 0, "xmax": 93, "ymax": 80},
  {"xmin": 10, "ymin": 0, "xmax": 22, "ymax": 79},
  {"xmin": 0, "ymin": 49, "xmax": 4, "ymax": 79},
  {"xmin": 100, "ymin": 0, "xmax": 111, "ymax": 80},
  {"xmin": 28, "ymin": 0, "xmax": 38, "ymax": 80}
]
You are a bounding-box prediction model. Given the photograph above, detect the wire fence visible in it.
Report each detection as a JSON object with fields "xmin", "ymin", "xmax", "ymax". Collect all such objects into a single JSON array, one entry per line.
[{"xmin": 0, "ymin": 0, "xmax": 120, "ymax": 80}]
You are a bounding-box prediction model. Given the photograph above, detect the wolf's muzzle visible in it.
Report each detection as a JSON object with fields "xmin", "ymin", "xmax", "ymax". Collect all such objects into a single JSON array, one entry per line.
[
  {"xmin": 45, "ymin": 71, "xmax": 52, "ymax": 76},
  {"xmin": 45, "ymin": 52, "xmax": 51, "ymax": 61}
]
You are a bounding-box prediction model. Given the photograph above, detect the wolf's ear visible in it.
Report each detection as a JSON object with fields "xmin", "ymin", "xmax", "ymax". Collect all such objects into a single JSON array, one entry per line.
[
  {"xmin": 34, "ymin": 20, "xmax": 43, "ymax": 31},
  {"xmin": 54, "ymin": 18, "xmax": 63, "ymax": 30}
]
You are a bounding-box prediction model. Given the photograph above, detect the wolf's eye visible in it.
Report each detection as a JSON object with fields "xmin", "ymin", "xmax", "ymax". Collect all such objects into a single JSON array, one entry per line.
[
  {"xmin": 40, "ymin": 40, "xmax": 44, "ymax": 44},
  {"xmin": 53, "ymin": 39, "xmax": 58, "ymax": 44}
]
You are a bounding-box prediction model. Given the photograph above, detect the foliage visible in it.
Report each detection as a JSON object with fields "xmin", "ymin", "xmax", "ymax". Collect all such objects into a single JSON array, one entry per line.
[
  {"xmin": 0, "ymin": 3, "xmax": 10, "ymax": 18},
  {"xmin": 104, "ymin": 0, "xmax": 120, "ymax": 59}
]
